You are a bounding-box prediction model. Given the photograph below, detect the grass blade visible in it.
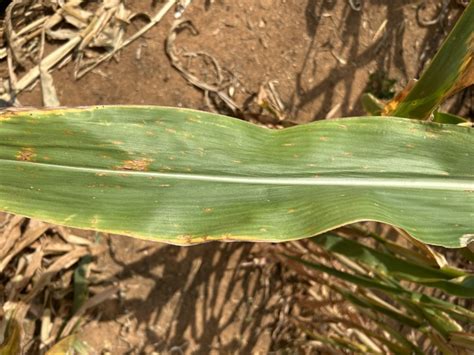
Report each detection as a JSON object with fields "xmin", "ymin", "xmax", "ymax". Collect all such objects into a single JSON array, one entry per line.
[{"xmin": 312, "ymin": 234, "xmax": 474, "ymax": 297}]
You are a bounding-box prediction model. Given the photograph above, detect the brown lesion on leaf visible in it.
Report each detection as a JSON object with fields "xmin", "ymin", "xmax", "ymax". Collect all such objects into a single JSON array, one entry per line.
[
  {"xmin": 382, "ymin": 79, "xmax": 417, "ymax": 116},
  {"xmin": 177, "ymin": 234, "xmax": 193, "ymax": 244},
  {"xmin": 448, "ymin": 32, "xmax": 474, "ymax": 97},
  {"xmin": 1, "ymin": 107, "xmax": 96, "ymax": 121},
  {"xmin": 116, "ymin": 158, "xmax": 153, "ymax": 171},
  {"xmin": 16, "ymin": 148, "xmax": 37, "ymax": 161}
]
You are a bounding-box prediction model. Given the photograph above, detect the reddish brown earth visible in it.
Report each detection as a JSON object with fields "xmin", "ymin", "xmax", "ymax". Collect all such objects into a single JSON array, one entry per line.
[{"xmin": 4, "ymin": 0, "xmax": 470, "ymax": 353}]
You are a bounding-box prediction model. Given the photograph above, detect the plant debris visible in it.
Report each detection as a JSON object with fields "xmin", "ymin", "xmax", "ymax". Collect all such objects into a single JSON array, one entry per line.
[
  {"xmin": 0, "ymin": 214, "xmax": 112, "ymax": 353},
  {"xmin": 0, "ymin": 0, "xmax": 180, "ymax": 105}
]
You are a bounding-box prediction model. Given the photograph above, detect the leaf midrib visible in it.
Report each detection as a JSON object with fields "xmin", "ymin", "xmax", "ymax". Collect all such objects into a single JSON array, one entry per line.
[{"xmin": 2, "ymin": 159, "xmax": 473, "ymax": 191}]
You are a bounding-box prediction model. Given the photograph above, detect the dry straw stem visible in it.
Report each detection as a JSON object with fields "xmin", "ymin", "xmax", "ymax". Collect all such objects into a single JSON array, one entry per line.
[
  {"xmin": 0, "ymin": 220, "xmax": 50, "ymax": 272},
  {"xmin": 75, "ymin": 0, "xmax": 176, "ymax": 78},
  {"xmin": 0, "ymin": 214, "xmax": 109, "ymax": 353},
  {"xmin": 165, "ymin": 19, "xmax": 287, "ymax": 122},
  {"xmin": 277, "ymin": 235, "xmax": 474, "ymax": 354},
  {"xmin": 166, "ymin": 19, "xmax": 240, "ymax": 114},
  {"xmin": 0, "ymin": 0, "xmax": 177, "ymax": 102}
]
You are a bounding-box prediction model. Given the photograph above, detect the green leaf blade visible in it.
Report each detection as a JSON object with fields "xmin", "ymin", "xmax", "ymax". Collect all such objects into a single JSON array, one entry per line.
[
  {"xmin": 387, "ymin": 2, "xmax": 474, "ymax": 119},
  {"xmin": 0, "ymin": 106, "xmax": 473, "ymax": 247}
]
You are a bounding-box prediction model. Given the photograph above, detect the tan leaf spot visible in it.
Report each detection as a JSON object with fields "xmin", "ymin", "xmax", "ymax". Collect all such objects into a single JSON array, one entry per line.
[
  {"xmin": 117, "ymin": 158, "xmax": 153, "ymax": 171},
  {"xmin": 16, "ymin": 148, "xmax": 36, "ymax": 162}
]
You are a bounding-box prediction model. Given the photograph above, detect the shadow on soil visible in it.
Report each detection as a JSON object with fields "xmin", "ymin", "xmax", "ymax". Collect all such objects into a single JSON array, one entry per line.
[
  {"xmin": 291, "ymin": 0, "xmax": 460, "ymax": 120},
  {"xmin": 104, "ymin": 240, "xmax": 282, "ymax": 354}
]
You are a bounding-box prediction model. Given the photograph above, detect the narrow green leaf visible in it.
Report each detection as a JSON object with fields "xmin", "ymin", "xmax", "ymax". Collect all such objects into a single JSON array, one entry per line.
[
  {"xmin": 346, "ymin": 226, "xmax": 441, "ymax": 267},
  {"xmin": 312, "ymin": 234, "xmax": 474, "ymax": 297},
  {"xmin": 72, "ymin": 255, "xmax": 92, "ymax": 313},
  {"xmin": 335, "ymin": 287, "xmax": 421, "ymax": 328},
  {"xmin": 286, "ymin": 255, "xmax": 406, "ymax": 295},
  {"xmin": 361, "ymin": 93, "xmax": 384, "ymax": 116},
  {"xmin": 433, "ymin": 111, "xmax": 468, "ymax": 125},
  {"xmin": 420, "ymin": 308, "xmax": 463, "ymax": 338},
  {"xmin": 387, "ymin": 2, "xmax": 474, "ymax": 119},
  {"xmin": 414, "ymin": 294, "xmax": 474, "ymax": 323},
  {"xmin": 0, "ymin": 106, "xmax": 473, "ymax": 247}
]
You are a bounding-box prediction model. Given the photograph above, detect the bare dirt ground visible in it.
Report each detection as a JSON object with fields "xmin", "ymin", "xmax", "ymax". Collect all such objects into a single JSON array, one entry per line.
[{"xmin": 1, "ymin": 0, "xmax": 471, "ymax": 354}]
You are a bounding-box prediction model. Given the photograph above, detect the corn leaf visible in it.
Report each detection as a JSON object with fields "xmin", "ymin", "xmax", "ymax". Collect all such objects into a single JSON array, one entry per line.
[
  {"xmin": 0, "ymin": 106, "xmax": 473, "ymax": 247},
  {"xmin": 385, "ymin": 1, "xmax": 474, "ymax": 119}
]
